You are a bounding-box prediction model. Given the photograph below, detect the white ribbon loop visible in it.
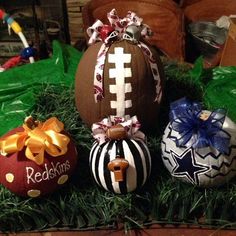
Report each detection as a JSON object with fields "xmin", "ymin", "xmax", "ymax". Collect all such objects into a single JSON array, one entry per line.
[
  {"xmin": 92, "ymin": 116, "xmax": 146, "ymax": 145},
  {"xmin": 87, "ymin": 20, "xmax": 104, "ymax": 45}
]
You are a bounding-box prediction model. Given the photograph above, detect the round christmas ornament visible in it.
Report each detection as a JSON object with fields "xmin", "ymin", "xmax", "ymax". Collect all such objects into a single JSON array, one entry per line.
[
  {"xmin": 0, "ymin": 117, "xmax": 77, "ymax": 197},
  {"xmin": 161, "ymin": 98, "xmax": 236, "ymax": 187},
  {"xmin": 75, "ymin": 9, "xmax": 165, "ymax": 132},
  {"xmin": 90, "ymin": 116, "xmax": 151, "ymax": 194}
]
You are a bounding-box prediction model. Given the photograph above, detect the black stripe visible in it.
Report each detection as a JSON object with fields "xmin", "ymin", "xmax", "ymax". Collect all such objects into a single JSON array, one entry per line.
[
  {"xmin": 103, "ymin": 140, "xmax": 115, "ymax": 192},
  {"xmin": 116, "ymin": 140, "xmax": 125, "ymax": 157},
  {"xmin": 116, "ymin": 140, "xmax": 127, "ymax": 194},
  {"xmin": 89, "ymin": 142, "xmax": 98, "ymax": 163},
  {"xmin": 125, "ymin": 139, "xmax": 144, "ymax": 189},
  {"xmin": 94, "ymin": 142, "xmax": 106, "ymax": 187},
  {"xmin": 136, "ymin": 140, "xmax": 151, "ymax": 177}
]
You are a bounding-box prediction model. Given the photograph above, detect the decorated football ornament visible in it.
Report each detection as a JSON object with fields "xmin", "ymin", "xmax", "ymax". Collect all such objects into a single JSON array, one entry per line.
[
  {"xmin": 0, "ymin": 117, "xmax": 77, "ymax": 197},
  {"xmin": 75, "ymin": 9, "xmax": 165, "ymax": 131},
  {"xmin": 89, "ymin": 116, "xmax": 151, "ymax": 194},
  {"xmin": 161, "ymin": 98, "xmax": 236, "ymax": 187}
]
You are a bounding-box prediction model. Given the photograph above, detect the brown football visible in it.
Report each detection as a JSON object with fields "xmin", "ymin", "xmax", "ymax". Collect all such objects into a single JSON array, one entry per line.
[{"xmin": 75, "ymin": 40, "xmax": 165, "ymax": 131}]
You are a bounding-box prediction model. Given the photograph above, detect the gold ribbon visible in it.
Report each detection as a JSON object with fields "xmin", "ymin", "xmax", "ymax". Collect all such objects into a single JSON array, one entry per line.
[{"xmin": 0, "ymin": 117, "xmax": 70, "ymax": 165}]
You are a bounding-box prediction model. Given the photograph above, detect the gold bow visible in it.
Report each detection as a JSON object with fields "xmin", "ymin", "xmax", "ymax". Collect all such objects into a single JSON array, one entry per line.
[{"xmin": 0, "ymin": 117, "xmax": 70, "ymax": 165}]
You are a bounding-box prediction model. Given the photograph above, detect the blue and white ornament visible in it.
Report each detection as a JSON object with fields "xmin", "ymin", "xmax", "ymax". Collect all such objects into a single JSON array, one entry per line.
[
  {"xmin": 161, "ymin": 98, "xmax": 236, "ymax": 187},
  {"xmin": 90, "ymin": 116, "xmax": 151, "ymax": 194}
]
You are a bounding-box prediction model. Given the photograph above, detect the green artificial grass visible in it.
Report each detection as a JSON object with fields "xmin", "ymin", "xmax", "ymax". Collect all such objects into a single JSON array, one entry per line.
[{"xmin": 1, "ymin": 61, "xmax": 236, "ymax": 233}]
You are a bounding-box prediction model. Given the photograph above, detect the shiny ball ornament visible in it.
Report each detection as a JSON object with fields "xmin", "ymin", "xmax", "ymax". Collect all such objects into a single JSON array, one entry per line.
[
  {"xmin": 0, "ymin": 10, "xmax": 3, "ymax": 19},
  {"xmin": 0, "ymin": 127, "xmax": 77, "ymax": 197},
  {"xmin": 89, "ymin": 138, "xmax": 151, "ymax": 194},
  {"xmin": 20, "ymin": 47, "xmax": 36, "ymax": 59},
  {"xmin": 161, "ymin": 113, "xmax": 236, "ymax": 187},
  {"xmin": 75, "ymin": 40, "xmax": 165, "ymax": 132},
  {"xmin": 100, "ymin": 25, "xmax": 118, "ymax": 43},
  {"xmin": 123, "ymin": 25, "xmax": 141, "ymax": 42}
]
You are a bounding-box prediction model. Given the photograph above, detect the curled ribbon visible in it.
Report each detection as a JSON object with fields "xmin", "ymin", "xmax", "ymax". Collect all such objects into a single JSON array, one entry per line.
[
  {"xmin": 169, "ymin": 97, "xmax": 231, "ymax": 154},
  {"xmin": 87, "ymin": 9, "xmax": 161, "ymax": 103},
  {"xmin": 0, "ymin": 117, "xmax": 70, "ymax": 165},
  {"xmin": 92, "ymin": 116, "xmax": 145, "ymax": 145},
  {"xmin": 87, "ymin": 9, "xmax": 152, "ymax": 45}
]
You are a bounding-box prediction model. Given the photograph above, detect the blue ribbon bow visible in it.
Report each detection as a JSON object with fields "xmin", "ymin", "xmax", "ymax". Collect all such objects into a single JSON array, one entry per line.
[{"xmin": 169, "ymin": 97, "xmax": 231, "ymax": 154}]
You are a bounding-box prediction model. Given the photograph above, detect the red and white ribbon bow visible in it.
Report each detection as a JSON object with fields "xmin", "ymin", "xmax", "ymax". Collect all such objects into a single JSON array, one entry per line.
[
  {"xmin": 87, "ymin": 9, "xmax": 161, "ymax": 103},
  {"xmin": 92, "ymin": 116, "xmax": 146, "ymax": 145},
  {"xmin": 87, "ymin": 9, "xmax": 152, "ymax": 45},
  {"xmin": 107, "ymin": 9, "xmax": 152, "ymax": 37}
]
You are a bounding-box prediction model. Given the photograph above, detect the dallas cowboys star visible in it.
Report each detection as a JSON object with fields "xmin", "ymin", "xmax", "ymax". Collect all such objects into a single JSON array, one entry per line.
[{"xmin": 171, "ymin": 148, "xmax": 210, "ymax": 185}]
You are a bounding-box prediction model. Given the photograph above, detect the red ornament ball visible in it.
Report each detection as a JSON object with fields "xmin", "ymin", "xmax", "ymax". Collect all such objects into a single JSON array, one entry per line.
[
  {"xmin": 99, "ymin": 25, "xmax": 117, "ymax": 42},
  {"xmin": 0, "ymin": 127, "xmax": 78, "ymax": 197}
]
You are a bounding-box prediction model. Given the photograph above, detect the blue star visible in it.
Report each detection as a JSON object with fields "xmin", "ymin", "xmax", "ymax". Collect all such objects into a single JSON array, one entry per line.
[{"xmin": 171, "ymin": 148, "xmax": 210, "ymax": 185}]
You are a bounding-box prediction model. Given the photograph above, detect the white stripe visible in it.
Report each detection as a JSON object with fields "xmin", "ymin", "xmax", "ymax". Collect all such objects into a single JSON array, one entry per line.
[
  {"xmin": 123, "ymin": 141, "xmax": 137, "ymax": 192},
  {"xmin": 109, "ymin": 68, "xmax": 131, "ymax": 79},
  {"xmin": 109, "ymin": 83, "xmax": 132, "ymax": 94},
  {"xmin": 108, "ymin": 47, "xmax": 131, "ymax": 64},
  {"xmin": 131, "ymin": 140, "xmax": 147, "ymax": 186},
  {"xmin": 110, "ymin": 101, "xmax": 117, "ymax": 109},
  {"xmin": 91, "ymin": 145, "xmax": 100, "ymax": 185},
  {"xmin": 125, "ymin": 100, "xmax": 132, "ymax": 109},
  {"xmin": 110, "ymin": 99, "xmax": 132, "ymax": 115},
  {"xmin": 89, "ymin": 142, "xmax": 98, "ymax": 162},
  {"xmin": 98, "ymin": 143, "xmax": 109, "ymax": 191},
  {"xmin": 125, "ymin": 83, "xmax": 132, "ymax": 93},
  {"xmin": 109, "ymin": 84, "xmax": 117, "ymax": 94}
]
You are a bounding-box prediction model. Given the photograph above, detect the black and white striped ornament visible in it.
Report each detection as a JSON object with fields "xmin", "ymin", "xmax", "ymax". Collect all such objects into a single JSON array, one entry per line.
[{"xmin": 89, "ymin": 139, "xmax": 151, "ymax": 194}]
